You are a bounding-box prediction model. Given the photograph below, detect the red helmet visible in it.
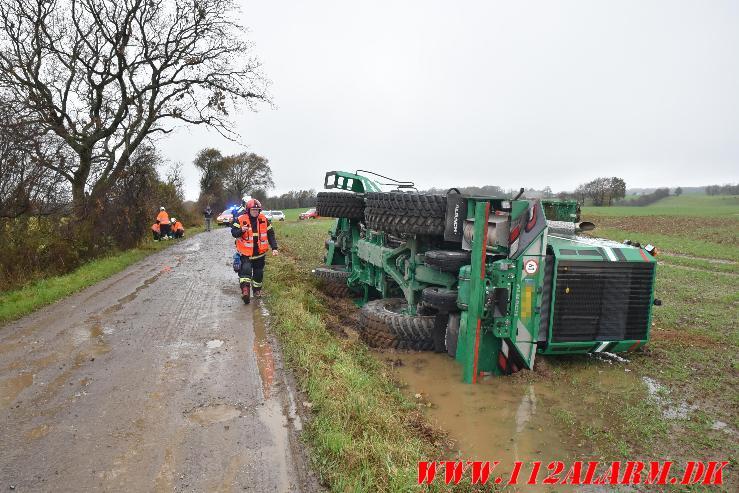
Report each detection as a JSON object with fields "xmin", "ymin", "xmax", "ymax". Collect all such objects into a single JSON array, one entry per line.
[{"xmin": 245, "ymin": 199, "xmax": 262, "ymax": 211}]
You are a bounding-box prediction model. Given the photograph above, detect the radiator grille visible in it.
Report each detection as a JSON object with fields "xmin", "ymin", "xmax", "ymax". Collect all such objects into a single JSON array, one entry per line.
[{"xmin": 551, "ymin": 261, "xmax": 654, "ymax": 342}]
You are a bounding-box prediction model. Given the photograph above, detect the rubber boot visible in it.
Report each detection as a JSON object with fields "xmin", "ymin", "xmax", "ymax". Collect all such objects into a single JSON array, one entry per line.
[{"xmin": 241, "ymin": 284, "xmax": 251, "ymax": 304}]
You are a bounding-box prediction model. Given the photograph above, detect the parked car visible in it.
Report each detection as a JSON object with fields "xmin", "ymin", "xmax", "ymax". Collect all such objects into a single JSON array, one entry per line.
[
  {"xmin": 216, "ymin": 209, "xmax": 234, "ymax": 225},
  {"xmin": 262, "ymin": 210, "xmax": 273, "ymax": 220},
  {"xmin": 299, "ymin": 208, "xmax": 319, "ymax": 220},
  {"xmin": 270, "ymin": 210, "xmax": 286, "ymax": 221}
]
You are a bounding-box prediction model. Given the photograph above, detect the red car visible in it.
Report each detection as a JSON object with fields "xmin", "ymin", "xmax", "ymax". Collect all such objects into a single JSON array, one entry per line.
[{"xmin": 299, "ymin": 208, "xmax": 319, "ymax": 220}]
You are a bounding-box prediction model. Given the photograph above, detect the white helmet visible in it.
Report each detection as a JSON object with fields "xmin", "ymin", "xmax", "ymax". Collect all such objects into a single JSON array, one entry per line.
[
  {"xmin": 160, "ymin": 206, "xmax": 165, "ymax": 210},
  {"xmin": 170, "ymin": 217, "xmax": 176, "ymax": 222}
]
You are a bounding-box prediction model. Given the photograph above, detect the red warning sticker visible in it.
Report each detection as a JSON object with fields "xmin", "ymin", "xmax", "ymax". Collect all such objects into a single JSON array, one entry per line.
[{"xmin": 524, "ymin": 259, "xmax": 538, "ymax": 275}]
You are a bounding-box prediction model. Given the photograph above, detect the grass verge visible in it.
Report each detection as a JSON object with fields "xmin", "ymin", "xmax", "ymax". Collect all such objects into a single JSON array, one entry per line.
[
  {"xmin": 0, "ymin": 228, "xmax": 203, "ymax": 324},
  {"xmin": 263, "ymin": 218, "xmax": 443, "ymax": 492}
]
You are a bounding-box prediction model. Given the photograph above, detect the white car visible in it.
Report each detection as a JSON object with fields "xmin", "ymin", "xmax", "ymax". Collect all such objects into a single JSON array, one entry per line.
[
  {"xmin": 270, "ymin": 210, "xmax": 285, "ymax": 221},
  {"xmin": 216, "ymin": 209, "xmax": 234, "ymax": 225}
]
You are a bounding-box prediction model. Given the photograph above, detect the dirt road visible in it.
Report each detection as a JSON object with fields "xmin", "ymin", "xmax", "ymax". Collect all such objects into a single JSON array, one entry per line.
[{"xmin": 0, "ymin": 230, "xmax": 319, "ymax": 492}]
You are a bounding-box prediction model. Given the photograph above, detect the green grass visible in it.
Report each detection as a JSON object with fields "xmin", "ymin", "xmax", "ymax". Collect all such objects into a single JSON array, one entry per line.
[
  {"xmin": 585, "ymin": 194, "xmax": 739, "ymax": 217},
  {"xmin": 264, "ymin": 218, "xmax": 442, "ymax": 492},
  {"xmin": 593, "ymin": 227, "xmax": 739, "ymax": 263},
  {"xmin": 659, "ymin": 254, "xmax": 738, "ymax": 274},
  {"xmin": 0, "ymin": 228, "xmax": 203, "ymax": 324},
  {"xmin": 581, "ymin": 196, "xmax": 739, "ymax": 262}
]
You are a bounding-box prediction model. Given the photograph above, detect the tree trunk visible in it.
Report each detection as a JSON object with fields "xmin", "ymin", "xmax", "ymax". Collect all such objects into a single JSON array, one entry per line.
[
  {"xmin": 70, "ymin": 151, "xmax": 94, "ymax": 220},
  {"xmin": 71, "ymin": 178, "xmax": 88, "ymax": 219}
]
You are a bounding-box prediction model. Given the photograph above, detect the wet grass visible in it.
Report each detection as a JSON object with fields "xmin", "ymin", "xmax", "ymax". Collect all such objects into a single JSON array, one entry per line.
[
  {"xmin": 592, "ymin": 225, "xmax": 738, "ymax": 262},
  {"xmin": 263, "ymin": 217, "xmax": 443, "ymax": 492},
  {"xmin": 0, "ymin": 229, "xmax": 203, "ymax": 325}
]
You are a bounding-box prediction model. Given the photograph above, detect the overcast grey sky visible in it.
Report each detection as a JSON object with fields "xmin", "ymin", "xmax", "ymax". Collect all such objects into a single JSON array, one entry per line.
[{"xmin": 158, "ymin": 0, "xmax": 739, "ymax": 201}]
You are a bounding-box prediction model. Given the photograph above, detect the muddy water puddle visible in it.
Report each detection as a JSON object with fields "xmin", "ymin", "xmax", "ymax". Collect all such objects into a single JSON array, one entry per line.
[{"xmin": 386, "ymin": 353, "xmax": 576, "ymax": 467}]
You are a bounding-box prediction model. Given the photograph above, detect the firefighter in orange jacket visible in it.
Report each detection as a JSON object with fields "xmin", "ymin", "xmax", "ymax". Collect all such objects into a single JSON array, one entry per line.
[
  {"xmin": 231, "ymin": 198, "xmax": 278, "ymax": 304},
  {"xmin": 156, "ymin": 207, "xmax": 171, "ymax": 239},
  {"xmin": 171, "ymin": 218, "xmax": 185, "ymax": 238},
  {"xmin": 151, "ymin": 220, "xmax": 161, "ymax": 241}
]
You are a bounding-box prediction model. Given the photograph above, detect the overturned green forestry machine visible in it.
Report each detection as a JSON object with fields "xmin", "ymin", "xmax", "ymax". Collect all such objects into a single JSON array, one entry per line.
[{"xmin": 313, "ymin": 171, "xmax": 659, "ymax": 383}]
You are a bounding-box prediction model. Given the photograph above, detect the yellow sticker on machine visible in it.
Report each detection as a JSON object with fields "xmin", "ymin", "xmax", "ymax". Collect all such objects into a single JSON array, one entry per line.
[{"xmin": 520, "ymin": 283, "xmax": 533, "ymax": 321}]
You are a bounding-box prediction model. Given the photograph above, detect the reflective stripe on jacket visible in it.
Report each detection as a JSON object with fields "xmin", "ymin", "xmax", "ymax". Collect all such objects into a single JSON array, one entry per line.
[{"xmin": 235, "ymin": 213, "xmax": 270, "ymax": 257}]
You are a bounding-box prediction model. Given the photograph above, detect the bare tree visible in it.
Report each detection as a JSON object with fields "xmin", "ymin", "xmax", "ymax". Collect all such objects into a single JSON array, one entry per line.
[
  {"xmin": 223, "ymin": 152, "xmax": 273, "ymax": 202},
  {"xmin": 0, "ymin": 0, "xmax": 268, "ymax": 216},
  {"xmin": 0, "ymin": 92, "xmax": 69, "ymax": 217}
]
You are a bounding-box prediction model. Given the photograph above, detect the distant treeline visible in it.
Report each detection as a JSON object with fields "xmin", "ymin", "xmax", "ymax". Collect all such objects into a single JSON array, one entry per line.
[
  {"xmin": 258, "ymin": 189, "xmax": 317, "ymax": 210},
  {"xmin": 620, "ymin": 188, "xmax": 671, "ymax": 206},
  {"xmin": 561, "ymin": 177, "xmax": 626, "ymax": 206},
  {"xmin": 424, "ymin": 185, "xmax": 508, "ymax": 197},
  {"xmin": 705, "ymin": 184, "xmax": 739, "ymax": 195}
]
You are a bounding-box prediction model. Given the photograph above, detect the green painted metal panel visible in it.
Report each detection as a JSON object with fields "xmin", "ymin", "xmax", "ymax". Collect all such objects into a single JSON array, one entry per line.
[
  {"xmin": 541, "ymin": 199, "xmax": 579, "ymax": 222},
  {"xmin": 324, "ymin": 171, "xmax": 382, "ymax": 193},
  {"xmin": 457, "ymin": 200, "xmax": 489, "ymax": 383},
  {"xmin": 414, "ymin": 264, "xmax": 456, "ymax": 288}
]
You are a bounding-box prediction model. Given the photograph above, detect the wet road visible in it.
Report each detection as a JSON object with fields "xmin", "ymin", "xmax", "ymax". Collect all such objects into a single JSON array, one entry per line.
[{"xmin": 0, "ymin": 229, "xmax": 318, "ymax": 492}]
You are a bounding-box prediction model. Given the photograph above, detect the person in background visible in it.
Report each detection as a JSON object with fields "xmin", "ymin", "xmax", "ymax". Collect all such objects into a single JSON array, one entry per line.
[
  {"xmin": 230, "ymin": 198, "xmax": 278, "ymax": 304},
  {"xmin": 157, "ymin": 207, "xmax": 171, "ymax": 239},
  {"xmin": 151, "ymin": 220, "xmax": 161, "ymax": 241},
  {"xmin": 172, "ymin": 218, "xmax": 185, "ymax": 238},
  {"xmin": 203, "ymin": 205, "xmax": 213, "ymax": 232}
]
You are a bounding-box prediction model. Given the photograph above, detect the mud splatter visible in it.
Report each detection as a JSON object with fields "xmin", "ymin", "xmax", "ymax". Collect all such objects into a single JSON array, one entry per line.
[
  {"xmin": 26, "ymin": 423, "xmax": 50, "ymax": 440},
  {"xmin": 252, "ymin": 306, "xmax": 275, "ymax": 399},
  {"xmin": 0, "ymin": 372, "xmax": 34, "ymax": 409}
]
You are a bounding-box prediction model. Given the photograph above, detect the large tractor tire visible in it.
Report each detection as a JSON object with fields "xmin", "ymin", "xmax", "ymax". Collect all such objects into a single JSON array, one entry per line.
[
  {"xmin": 313, "ymin": 266, "xmax": 351, "ymax": 297},
  {"xmin": 359, "ymin": 298, "xmax": 435, "ymax": 350},
  {"xmin": 316, "ymin": 192, "xmax": 365, "ymax": 220},
  {"xmin": 364, "ymin": 192, "xmax": 447, "ymax": 235},
  {"xmin": 445, "ymin": 313, "xmax": 460, "ymax": 358},
  {"xmin": 360, "ymin": 328, "xmax": 435, "ymax": 351},
  {"xmin": 421, "ymin": 286, "xmax": 459, "ymax": 312},
  {"xmin": 424, "ymin": 250, "xmax": 471, "ymax": 273}
]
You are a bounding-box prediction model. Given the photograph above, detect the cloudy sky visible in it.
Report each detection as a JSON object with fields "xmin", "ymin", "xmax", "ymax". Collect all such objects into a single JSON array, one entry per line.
[{"xmin": 158, "ymin": 0, "xmax": 739, "ymax": 201}]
